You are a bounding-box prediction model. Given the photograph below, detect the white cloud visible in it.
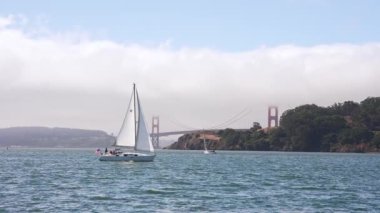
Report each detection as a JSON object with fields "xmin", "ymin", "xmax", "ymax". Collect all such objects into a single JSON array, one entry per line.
[
  {"xmin": 0, "ymin": 16, "xmax": 379, "ymax": 133},
  {"xmin": 0, "ymin": 16, "xmax": 13, "ymax": 28}
]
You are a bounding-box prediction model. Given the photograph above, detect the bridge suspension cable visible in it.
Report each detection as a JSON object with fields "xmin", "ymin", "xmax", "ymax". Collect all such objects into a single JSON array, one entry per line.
[
  {"xmin": 208, "ymin": 107, "xmax": 252, "ymax": 129},
  {"xmin": 166, "ymin": 118, "xmax": 198, "ymax": 131},
  {"xmin": 165, "ymin": 107, "xmax": 252, "ymax": 132}
]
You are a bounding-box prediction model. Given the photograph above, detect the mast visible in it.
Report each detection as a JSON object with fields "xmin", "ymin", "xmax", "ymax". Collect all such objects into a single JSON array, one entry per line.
[
  {"xmin": 203, "ymin": 129, "xmax": 210, "ymax": 153},
  {"xmin": 203, "ymin": 135, "xmax": 208, "ymax": 151}
]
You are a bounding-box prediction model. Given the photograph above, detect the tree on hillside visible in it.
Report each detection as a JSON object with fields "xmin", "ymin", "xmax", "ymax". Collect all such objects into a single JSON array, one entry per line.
[
  {"xmin": 268, "ymin": 127, "xmax": 287, "ymax": 151},
  {"xmin": 281, "ymin": 104, "xmax": 330, "ymax": 151},
  {"xmin": 328, "ymin": 101, "xmax": 361, "ymax": 116},
  {"xmin": 250, "ymin": 122, "xmax": 262, "ymax": 132},
  {"xmin": 372, "ymin": 132, "xmax": 380, "ymax": 149},
  {"xmin": 360, "ymin": 97, "xmax": 380, "ymax": 130}
]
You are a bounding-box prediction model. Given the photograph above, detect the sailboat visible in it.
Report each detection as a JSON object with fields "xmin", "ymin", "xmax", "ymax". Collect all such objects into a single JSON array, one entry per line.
[
  {"xmin": 203, "ymin": 132, "xmax": 216, "ymax": 154},
  {"xmin": 203, "ymin": 135, "xmax": 210, "ymax": 154},
  {"xmin": 99, "ymin": 84, "xmax": 155, "ymax": 162}
]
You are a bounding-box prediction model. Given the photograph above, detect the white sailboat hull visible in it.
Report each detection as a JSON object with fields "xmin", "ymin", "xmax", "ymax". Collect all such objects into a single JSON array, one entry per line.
[{"xmin": 99, "ymin": 152, "xmax": 155, "ymax": 162}]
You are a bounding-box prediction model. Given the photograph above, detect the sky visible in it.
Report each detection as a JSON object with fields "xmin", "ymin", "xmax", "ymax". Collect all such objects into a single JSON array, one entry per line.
[{"xmin": 0, "ymin": 0, "xmax": 379, "ymax": 135}]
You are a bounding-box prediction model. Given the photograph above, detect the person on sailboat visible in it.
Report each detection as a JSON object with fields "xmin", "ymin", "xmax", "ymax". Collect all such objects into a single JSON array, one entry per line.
[
  {"xmin": 105, "ymin": 147, "xmax": 108, "ymax": 154},
  {"xmin": 95, "ymin": 148, "xmax": 101, "ymax": 156}
]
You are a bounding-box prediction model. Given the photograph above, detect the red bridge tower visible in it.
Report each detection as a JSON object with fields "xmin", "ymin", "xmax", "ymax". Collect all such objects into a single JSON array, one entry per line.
[
  {"xmin": 151, "ymin": 116, "xmax": 160, "ymax": 148},
  {"xmin": 268, "ymin": 106, "xmax": 279, "ymax": 128}
]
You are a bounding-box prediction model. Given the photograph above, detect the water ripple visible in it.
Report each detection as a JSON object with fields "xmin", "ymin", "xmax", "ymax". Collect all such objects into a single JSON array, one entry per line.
[{"xmin": 1, "ymin": 149, "xmax": 380, "ymax": 212}]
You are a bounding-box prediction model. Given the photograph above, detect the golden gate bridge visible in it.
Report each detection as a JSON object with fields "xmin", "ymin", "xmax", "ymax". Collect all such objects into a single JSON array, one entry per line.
[{"xmin": 149, "ymin": 106, "xmax": 279, "ymax": 148}]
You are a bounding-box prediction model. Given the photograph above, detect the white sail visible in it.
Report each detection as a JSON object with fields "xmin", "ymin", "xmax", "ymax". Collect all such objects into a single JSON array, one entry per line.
[
  {"xmin": 135, "ymin": 90, "xmax": 155, "ymax": 153},
  {"xmin": 115, "ymin": 86, "xmax": 136, "ymax": 147}
]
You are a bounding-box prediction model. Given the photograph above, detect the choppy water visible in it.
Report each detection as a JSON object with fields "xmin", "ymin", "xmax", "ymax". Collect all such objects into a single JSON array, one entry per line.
[{"xmin": 1, "ymin": 149, "xmax": 380, "ymax": 212}]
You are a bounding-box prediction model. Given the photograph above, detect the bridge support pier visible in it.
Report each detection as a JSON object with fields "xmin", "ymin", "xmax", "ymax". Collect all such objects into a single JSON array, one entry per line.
[{"xmin": 151, "ymin": 116, "xmax": 160, "ymax": 149}]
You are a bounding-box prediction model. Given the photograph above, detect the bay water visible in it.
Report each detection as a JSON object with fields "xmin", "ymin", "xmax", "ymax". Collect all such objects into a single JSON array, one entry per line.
[{"xmin": 1, "ymin": 149, "xmax": 379, "ymax": 212}]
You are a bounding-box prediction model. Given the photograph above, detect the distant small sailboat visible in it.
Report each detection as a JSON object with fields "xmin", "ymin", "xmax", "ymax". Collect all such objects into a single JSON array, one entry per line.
[
  {"xmin": 203, "ymin": 135, "xmax": 210, "ymax": 154},
  {"xmin": 99, "ymin": 84, "xmax": 155, "ymax": 162},
  {"xmin": 203, "ymin": 132, "xmax": 216, "ymax": 154}
]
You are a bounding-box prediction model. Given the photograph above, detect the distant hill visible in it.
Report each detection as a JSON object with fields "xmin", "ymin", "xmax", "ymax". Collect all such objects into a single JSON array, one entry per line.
[{"xmin": 0, "ymin": 127, "xmax": 115, "ymax": 148}]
